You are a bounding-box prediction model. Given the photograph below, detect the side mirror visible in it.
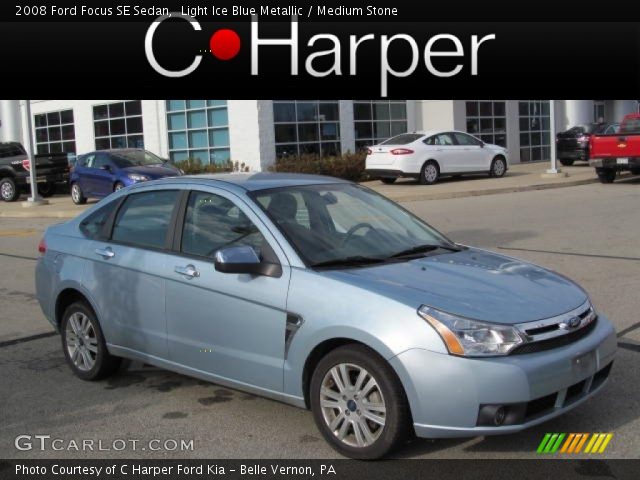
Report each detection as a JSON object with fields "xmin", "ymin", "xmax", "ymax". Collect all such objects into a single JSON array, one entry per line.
[
  {"xmin": 214, "ymin": 245, "xmax": 281, "ymax": 277},
  {"xmin": 479, "ymin": 141, "xmax": 485, "ymax": 148}
]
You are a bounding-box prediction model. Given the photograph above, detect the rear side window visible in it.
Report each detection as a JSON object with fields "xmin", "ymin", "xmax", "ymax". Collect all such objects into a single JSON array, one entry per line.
[
  {"xmin": 79, "ymin": 199, "xmax": 119, "ymax": 240},
  {"xmin": 380, "ymin": 133, "xmax": 422, "ymax": 145},
  {"xmin": 112, "ymin": 190, "xmax": 179, "ymax": 249},
  {"xmin": 453, "ymin": 132, "xmax": 482, "ymax": 146}
]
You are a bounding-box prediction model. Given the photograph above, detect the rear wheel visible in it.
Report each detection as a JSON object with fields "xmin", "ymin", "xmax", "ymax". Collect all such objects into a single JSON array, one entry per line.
[
  {"xmin": 380, "ymin": 178, "xmax": 397, "ymax": 185},
  {"xmin": 0, "ymin": 177, "xmax": 20, "ymax": 202},
  {"xmin": 38, "ymin": 182, "xmax": 56, "ymax": 197},
  {"xmin": 596, "ymin": 168, "xmax": 616, "ymax": 184},
  {"xmin": 419, "ymin": 161, "xmax": 439, "ymax": 185},
  {"xmin": 61, "ymin": 302, "xmax": 121, "ymax": 381},
  {"xmin": 310, "ymin": 344, "xmax": 410, "ymax": 459},
  {"xmin": 70, "ymin": 182, "xmax": 87, "ymax": 205},
  {"xmin": 559, "ymin": 158, "xmax": 575, "ymax": 166}
]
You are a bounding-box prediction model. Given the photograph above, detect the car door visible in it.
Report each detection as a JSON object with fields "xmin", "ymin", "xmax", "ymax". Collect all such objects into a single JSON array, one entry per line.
[
  {"xmin": 453, "ymin": 132, "xmax": 489, "ymax": 171},
  {"xmin": 82, "ymin": 188, "xmax": 180, "ymax": 359},
  {"xmin": 84, "ymin": 153, "xmax": 115, "ymax": 196},
  {"xmin": 424, "ymin": 132, "xmax": 461, "ymax": 173},
  {"xmin": 164, "ymin": 188, "xmax": 290, "ymax": 393}
]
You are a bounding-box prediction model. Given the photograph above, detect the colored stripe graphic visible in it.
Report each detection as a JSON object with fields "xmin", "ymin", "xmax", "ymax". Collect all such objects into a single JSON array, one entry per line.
[{"xmin": 538, "ymin": 433, "xmax": 613, "ymax": 454}]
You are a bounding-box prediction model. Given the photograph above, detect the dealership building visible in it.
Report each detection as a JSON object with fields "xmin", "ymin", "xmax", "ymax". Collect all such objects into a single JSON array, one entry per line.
[{"xmin": 1, "ymin": 100, "xmax": 638, "ymax": 171}]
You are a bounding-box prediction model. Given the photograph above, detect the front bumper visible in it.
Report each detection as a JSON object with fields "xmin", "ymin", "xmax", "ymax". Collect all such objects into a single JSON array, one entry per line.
[
  {"xmin": 589, "ymin": 157, "xmax": 640, "ymax": 170},
  {"xmin": 390, "ymin": 313, "xmax": 617, "ymax": 438}
]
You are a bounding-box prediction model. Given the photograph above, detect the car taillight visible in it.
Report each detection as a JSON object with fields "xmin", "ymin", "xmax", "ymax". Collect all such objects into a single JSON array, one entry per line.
[
  {"xmin": 366, "ymin": 148, "xmax": 373, "ymax": 155},
  {"xmin": 22, "ymin": 159, "xmax": 31, "ymax": 171},
  {"xmin": 577, "ymin": 135, "xmax": 589, "ymax": 143},
  {"xmin": 38, "ymin": 238, "xmax": 46, "ymax": 255},
  {"xmin": 390, "ymin": 148, "xmax": 414, "ymax": 155}
]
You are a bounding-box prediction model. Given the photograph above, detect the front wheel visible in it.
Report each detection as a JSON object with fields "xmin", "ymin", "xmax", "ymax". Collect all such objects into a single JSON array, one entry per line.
[
  {"xmin": 114, "ymin": 182, "xmax": 125, "ymax": 192},
  {"xmin": 38, "ymin": 182, "xmax": 56, "ymax": 197},
  {"xmin": 490, "ymin": 157, "xmax": 507, "ymax": 177},
  {"xmin": 596, "ymin": 168, "xmax": 616, "ymax": 184},
  {"xmin": 310, "ymin": 345, "xmax": 411, "ymax": 459},
  {"xmin": 380, "ymin": 178, "xmax": 397, "ymax": 185},
  {"xmin": 559, "ymin": 158, "xmax": 575, "ymax": 166},
  {"xmin": 61, "ymin": 302, "xmax": 121, "ymax": 381}
]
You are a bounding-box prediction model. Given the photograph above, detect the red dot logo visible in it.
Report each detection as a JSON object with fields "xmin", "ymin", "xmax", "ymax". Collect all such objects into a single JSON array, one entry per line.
[{"xmin": 209, "ymin": 29, "xmax": 241, "ymax": 60}]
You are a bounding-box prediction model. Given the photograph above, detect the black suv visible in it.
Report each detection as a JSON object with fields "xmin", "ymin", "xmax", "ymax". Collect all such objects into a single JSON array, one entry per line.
[{"xmin": 556, "ymin": 123, "xmax": 619, "ymax": 166}]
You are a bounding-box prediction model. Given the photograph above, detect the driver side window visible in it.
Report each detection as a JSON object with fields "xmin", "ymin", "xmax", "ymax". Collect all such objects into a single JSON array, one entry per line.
[{"xmin": 181, "ymin": 191, "xmax": 267, "ymax": 259}]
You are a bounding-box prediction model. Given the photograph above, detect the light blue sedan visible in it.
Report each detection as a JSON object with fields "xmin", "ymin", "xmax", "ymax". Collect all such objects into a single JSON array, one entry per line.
[{"xmin": 35, "ymin": 173, "xmax": 616, "ymax": 459}]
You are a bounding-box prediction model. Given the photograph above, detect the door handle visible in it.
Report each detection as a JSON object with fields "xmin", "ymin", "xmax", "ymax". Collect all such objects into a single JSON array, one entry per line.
[
  {"xmin": 95, "ymin": 247, "xmax": 115, "ymax": 259},
  {"xmin": 175, "ymin": 264, "xmax": 200, "ymax": 279}
]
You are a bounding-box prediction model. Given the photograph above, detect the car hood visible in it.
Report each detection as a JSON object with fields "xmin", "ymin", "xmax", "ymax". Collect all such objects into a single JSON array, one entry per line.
[
  {"xmin": 121, "ymin": 164, "xmax": 180, "ymax": 179},
  {"xmin": 319, "ymin": 247, "xmax": 587, "ymax": 324}
]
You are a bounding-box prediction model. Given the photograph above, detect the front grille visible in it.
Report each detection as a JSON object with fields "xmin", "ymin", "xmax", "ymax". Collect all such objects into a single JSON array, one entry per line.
[
  {"xmin": 525, "ymin": 393, "xmax": 557, "ymax": 420},
  {"xmin": 590, "ymin": 362, "xmax": 613, "ymax": 391},
  {"xmin": 511, "ymin": 318, "xmax": 597, "ymax": 355},
  {"xmin": 565, "ymin": 379, "xmax": 587, "ymax": 404}
]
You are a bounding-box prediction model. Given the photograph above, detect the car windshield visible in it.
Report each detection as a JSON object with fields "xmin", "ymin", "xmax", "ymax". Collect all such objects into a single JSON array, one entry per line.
[
  {"xmin": 110, "ymin": 150, "xmax": 164, "ymax": 168},
  {"xmin": 252, "ymin": 183, "xmax": 456, "ymax": 267}
]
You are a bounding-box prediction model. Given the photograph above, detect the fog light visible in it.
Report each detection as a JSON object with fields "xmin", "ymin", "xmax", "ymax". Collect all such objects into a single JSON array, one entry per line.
[{"xmin": 494, "ymin": 406, "xmax": 506, "ymax": 426}]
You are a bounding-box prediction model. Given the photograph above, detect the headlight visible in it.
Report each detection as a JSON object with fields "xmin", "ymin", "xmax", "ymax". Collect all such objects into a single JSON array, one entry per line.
[
  {"xmin": 418, "ymin": 305, "xmax": 524, "ymax": 357},
  {"xmin": 127, "ymin": 173, "xmax": 149, "ymax": 182}
]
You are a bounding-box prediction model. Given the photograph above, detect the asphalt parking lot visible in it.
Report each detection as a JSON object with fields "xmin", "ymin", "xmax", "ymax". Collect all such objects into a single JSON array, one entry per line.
[{"xmin": 0, "ymin": 178, "xmax": 638, "ymax": 459}]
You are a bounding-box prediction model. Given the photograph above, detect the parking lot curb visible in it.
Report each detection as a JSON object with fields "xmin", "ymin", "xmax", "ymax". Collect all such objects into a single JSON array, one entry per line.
[
  {"xmin": 380, "ymin": 177, "xmax": 600, "ymax": 203},
  {"xmin": 0, "ymin": 177, "xmax": 604, "ymax": 218}
]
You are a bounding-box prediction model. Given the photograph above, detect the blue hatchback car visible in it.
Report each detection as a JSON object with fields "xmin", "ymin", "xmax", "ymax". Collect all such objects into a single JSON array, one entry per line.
[
  {"xmin": 70, "ymin": 149, "xmax": 182, "ymax": 204},
  {"xmin": 35, "ymin": 174, "xmax": 616, "ymax": 459}
]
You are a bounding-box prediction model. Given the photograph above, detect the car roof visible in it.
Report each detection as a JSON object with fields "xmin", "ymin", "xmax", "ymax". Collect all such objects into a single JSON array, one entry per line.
[
  {"xmin": 169, "ymin": 172, "xmax": 350, "ymax": 192},
  {"xmin": 79, "ymin": 148, "xmax": 146, "ymax": 156}
]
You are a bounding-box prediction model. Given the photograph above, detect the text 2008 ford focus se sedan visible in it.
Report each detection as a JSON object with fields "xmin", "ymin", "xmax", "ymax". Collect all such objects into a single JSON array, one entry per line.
[{"xmin": 35, "ymin": 173, "xmax": 616, "ymax": 459}]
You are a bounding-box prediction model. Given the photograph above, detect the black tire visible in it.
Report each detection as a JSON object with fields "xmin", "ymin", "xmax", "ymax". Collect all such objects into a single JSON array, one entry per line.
[
  {"xmin": 0, "ymin": 177, "xmax": 20, "ymax": 202},
  {"xmin": 559, "ymin": 158, "xmax": 575, "ymax": 166},
  {"xmin": 310, "ymin": 344, "xmax": 411, "ymax": 459},
  {"xmin": 60, "ymin": 301, "xmax": 121, "ymax": 381},
  {"xmin": 419, "ymin": 161, "xmax": 439, "ymax": 185},
  {"xmin": 630, "ymin": 168, "xmax": 640, "ymax": 176},
  {"xmin": 70, "ymin": 182, "xmax": 87, "ymax": 205},
  {"xmin": 114, "ymin": 182, "xmax": 125, "ymax": 192},
  {"xmin": 380, "ymin": 178, "xmax": 397, "ymax": 185},
  {"xmin": 38, "ymin": 182, "xmax": 56, "ymax": 198},
  {"xmin": 489, "ymin": 156, "xmax": 507, "ymax": 178},
  {"xmin": 596, "ymin": 168, "xmax": 616, "ymax": 184}
]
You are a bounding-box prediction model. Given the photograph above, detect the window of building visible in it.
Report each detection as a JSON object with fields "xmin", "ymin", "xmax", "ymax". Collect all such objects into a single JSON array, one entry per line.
[
  {"xmin": 166, "ymin": 100, "xmax": 230, "ymax": 164},
  {"xmin": 273, "ymin": 101, "xmax": 341, "ymax": 158},
  {"xmin": 518, "ymin": 101, "xmax": 551, "ymax": 162},
  {"xmin": 593, "ymin": 100, "xmax": 605, "ymax": 122},
  {"xmin": 34, "ymin": 109, "xmax": 76, "ymax": 154},
  {"xmin": 93, "ymin": 101, "xmax": 144, "ymax": 150},
  {"xmin": 465, "ymin": 101, "xmax": 506, "ymax": 147},
  {"xmin": 354, "ymin": 100, "xmax": 407, "ymax": 150},
  {"xmin": 111, "ymin": 190, "xmax": 179, "ymax": 249}
]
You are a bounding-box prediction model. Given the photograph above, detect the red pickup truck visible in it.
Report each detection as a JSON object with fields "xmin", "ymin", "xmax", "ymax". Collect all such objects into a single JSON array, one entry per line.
[{"xmin": 589, "ymin": 113, "xmax": 640, "ymax": 183}]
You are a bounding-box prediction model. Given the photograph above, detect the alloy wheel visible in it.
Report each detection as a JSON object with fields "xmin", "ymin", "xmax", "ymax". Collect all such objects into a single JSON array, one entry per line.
[
  {"xmin": 1, "ymin": 182, "xmax": 14, "ymax": 200},
  {"xmin": 319, "ymin": 363, "xmax": 386, "ymax": 448},
  {"xmin": 71, "ymin": 184, "xmax": 80, "ymax": 203},
  {"xmin": 65, "ymin": 312, "xmax": 98, "ymax": 371},
  {"xmin": 493, "ymin": 159, "xmax": 505, "ymax": 176},
  {"xmin": 424, "ymin": 164, "xmax": 438, "ymax": 183}
]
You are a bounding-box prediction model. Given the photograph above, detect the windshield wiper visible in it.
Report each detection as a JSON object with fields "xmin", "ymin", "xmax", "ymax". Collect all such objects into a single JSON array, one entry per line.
[
  {"xmin": 388, "ymin": 243, "xmax": 462, "ymax": 259},
  {"xmin": 311, "ymin": 256, "xmax": 386, "ymax": 269}
]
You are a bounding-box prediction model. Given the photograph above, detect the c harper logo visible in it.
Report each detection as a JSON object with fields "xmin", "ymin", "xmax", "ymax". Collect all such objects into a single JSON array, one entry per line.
[
  {"xmin": 537, "ymin": 433, "xmax": 614, "ymax": 454},
  {"xmin": 144, "ymin": 14, "xmax": 496, "ymax": 97}
]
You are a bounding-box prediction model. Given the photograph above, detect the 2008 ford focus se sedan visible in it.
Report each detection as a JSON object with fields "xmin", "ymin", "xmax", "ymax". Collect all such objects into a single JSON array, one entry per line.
[{"xmin": 35, "ymin": 173, "xmax": 616, "ymax": 459}]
